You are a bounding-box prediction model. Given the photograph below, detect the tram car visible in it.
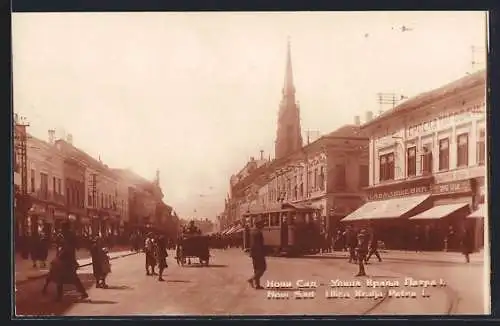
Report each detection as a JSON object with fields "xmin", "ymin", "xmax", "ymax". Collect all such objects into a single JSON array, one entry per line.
[{"xmin": 242, "ymin": 203, "xmax": 322, "ymax": 257}]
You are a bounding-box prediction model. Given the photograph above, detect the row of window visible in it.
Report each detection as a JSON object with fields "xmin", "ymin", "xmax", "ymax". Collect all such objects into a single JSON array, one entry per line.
[
  {"xmin": 28, "ymin": 169, "xmax": 128, "ymax": 213},
  {"xmin": 88, "ymin": 192, "xmax": 119, "ymax": 210},
  {"xmin": 30, "ymin": 170, "xmax": 63, "ymax": 199},
  {"xmin": 379, "ymin": 130, "xmax": 486, "ymax": 182},
  {"xmin": 260, "ymin": 164, "xmax": 369, "ymax": 204}
]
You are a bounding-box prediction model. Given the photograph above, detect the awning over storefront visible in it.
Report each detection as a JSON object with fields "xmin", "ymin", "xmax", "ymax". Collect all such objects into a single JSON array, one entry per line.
[
  {"xmin": 229, "ymin": 225, "xmax": 244, "ymax": 234},
  {"xmin": 467, "ymin": 204, "xmax": 485, "ymax": 219},
  {"xmin": 409, "ymin": 203, "xmax": 469, "ymax": 220},
  {"xmin": 342, "ymin": 194, "xmax": 430, "ymax": 222}
]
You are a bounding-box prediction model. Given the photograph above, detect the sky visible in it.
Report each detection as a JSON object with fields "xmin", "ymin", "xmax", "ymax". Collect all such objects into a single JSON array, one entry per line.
[{"xmin": 11, "ymin": 11, "xmax": 487, "ymax": 220}]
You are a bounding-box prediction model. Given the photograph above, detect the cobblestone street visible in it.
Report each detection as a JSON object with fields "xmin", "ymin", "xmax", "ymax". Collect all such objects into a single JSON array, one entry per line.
[{"xmin": 14, "ymin": 248, "xmax": 487, "ymax": 316}]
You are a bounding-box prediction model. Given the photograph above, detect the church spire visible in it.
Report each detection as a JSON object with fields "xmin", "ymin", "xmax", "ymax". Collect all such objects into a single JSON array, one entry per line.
[
  {"xmin": 283, "ymin": 37, "xmax": 295, "ymax": 96},
  {"xmin": 275, "ymin": 38, "xmax": 303, "ymax": 160}
]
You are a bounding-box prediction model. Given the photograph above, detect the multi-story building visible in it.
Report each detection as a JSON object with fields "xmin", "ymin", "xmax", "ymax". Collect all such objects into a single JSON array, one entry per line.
[
  {"xmin": 246, "ymin": 124, "xmax": 369, "ymax": 233},
  {"xmin": 342, "ymin": 70, "xmax": 486, "ymax": 251},
  {"xmin": 54, "ymin": 136, "xmax": 87, "ymax": 235},
  {"xmin": 26, "ymin": 132, "xmax": 66, "ymax": 236},
  {"xmin": 113, "ymin": 169, "xmax": 163, "ymax": 231},
  {"xmin": 224, "ymin": 41, "xmax": 369, "ymax": 236}
]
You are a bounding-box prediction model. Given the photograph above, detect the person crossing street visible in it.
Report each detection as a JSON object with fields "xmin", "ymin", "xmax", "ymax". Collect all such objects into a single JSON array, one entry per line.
[{"xmin": 247, "ymin": 219, "xmax": 266, "ymax": 289}]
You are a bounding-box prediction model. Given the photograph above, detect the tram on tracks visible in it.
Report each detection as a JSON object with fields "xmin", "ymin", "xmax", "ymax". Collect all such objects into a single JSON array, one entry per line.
[{"xmin": 242, "ymin": 203, "xmax": 322, "ymax": 257}]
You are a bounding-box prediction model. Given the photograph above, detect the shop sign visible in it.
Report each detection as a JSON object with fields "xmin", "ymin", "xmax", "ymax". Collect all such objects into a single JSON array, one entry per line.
[
  {"xmin": 434, "ymin": 166, "xmax": 485, "ymax": 183},
  {"xmin": 432, "ymin": 180, "xmax": 472, "ymax": 195},
  {"xmin": 367, "ymin": 185, "xmax": 430, "ymax": 200},
  {"xmin": 407, "ymin": 103, "xmax": 485, "ymax": 138}
]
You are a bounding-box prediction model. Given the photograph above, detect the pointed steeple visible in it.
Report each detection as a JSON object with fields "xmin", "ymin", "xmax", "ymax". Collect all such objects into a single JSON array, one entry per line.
[
  {"xmin": 275, "ymin": 38, "xmax": 303, "ymax": 160},
  {"xmin": 283, "ymin": 37, "xmax": 295, "ymax": 96}
]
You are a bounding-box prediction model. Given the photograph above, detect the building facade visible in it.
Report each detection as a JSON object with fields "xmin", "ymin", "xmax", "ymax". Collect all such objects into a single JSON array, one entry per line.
[
  {"xmin": 26, "ymin": 133, "xmax": 66, "ymax": 236},
  {"xmin": 247, "ymin": 124, "xmax": 369, "ymax": 234},
  {"xmin": 343, "ymin": 70, "xmax": 486, "ymax": 251}
]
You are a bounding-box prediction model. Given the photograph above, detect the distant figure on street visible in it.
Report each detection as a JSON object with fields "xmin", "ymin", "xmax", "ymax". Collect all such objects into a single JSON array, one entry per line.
[
  {"xmin": 247, "ymin": 219, "xmax": 266, "ymax": 289},
  {"xmin": 185, "ymin": 221, "xmax": 201, "ymax": 235},
  {"xmin": 365, "ymin": 228, "xmax": 382, "ymax": 263},
  {"xmin": 144, "ymin": 233, "xmax": 157, "ymax": 275},
  {"xmin": 90, "ymin": 237, "xmax": 111, "ymax": 288},
  {"xmin": 461, "ymin": 225, "xmax": 474, "ymax": 263},
  {"xmin": 344, "ymin": 226, "xmax": 357, "ymax": 263},
  {"xmin": 445, "ymin": 225, "xmax": 456, "ymax": 252},
  {"xmin": 355, "ymin": 229, "xmax": 369, "ymax": 277},
  {"xmin": 156, "ymin": 235, "xmax": 169, "ymax": 281}
]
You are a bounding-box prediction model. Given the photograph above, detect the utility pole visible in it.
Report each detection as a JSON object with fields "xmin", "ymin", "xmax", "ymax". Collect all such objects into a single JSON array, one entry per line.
[
  {"xmin": 14, "ymin": 114, "xmax": 31, "ymax": 248},
  {"xmin": 377, "ymin": 93, "xmax": 408, "ymax": 113},
  {"xmin": 89, "ymin": 172, "xmax": 98, "ymax": 235}
]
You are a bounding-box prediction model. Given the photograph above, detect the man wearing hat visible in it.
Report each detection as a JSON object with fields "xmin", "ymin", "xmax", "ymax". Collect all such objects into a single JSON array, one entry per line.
[
  {"xmin": 144, "ymin": 232, "xmax": 157, "ymax": 275},
  {"xmin": 355, "ymin": 228, "xmax": 369, "ymax": 277},
  {"xmin": 247, "ymin": 219, "xmax": 266, "ymax": 289}
]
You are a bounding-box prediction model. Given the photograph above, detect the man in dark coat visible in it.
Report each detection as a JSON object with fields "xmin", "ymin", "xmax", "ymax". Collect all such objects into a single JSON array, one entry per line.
[
  {"xmin": 461, "ymin": 225, "xmax": 474, "ymax": 263},
  {"xmin": 355, "ymin": 229, "xmax": 369, "ymax": 277},
  {"xmin": 156, "ymin": 235, "xmax": 168, "ymax": 281},
  {"xmin": 247, "ymin": 219, "xmax": 266, "ymax": 289},
  {"xmin": 42, "ymin": 221, "xmax": 89, "ymax": 301},
  {"xmin": 365, "ymin": 228, "xmax": 382, "ymax": 263},
  {"xmin": 343, "ymin": 226, "xmax": 357, "ymax": 263}
]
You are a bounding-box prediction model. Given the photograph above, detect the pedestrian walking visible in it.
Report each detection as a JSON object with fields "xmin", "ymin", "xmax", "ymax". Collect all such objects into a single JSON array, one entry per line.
[
  {"xmin": 461, "ymin": 224, "xmax": 474, "ymax": 263},
  {"xmin": 42, "ymin": 221, "xmax": 89, "ymax": 302},
  {"xmin": 247, "ymin": 219, "xmax": 266, "ymax": 289},
  {"xmin": 344, "ymin": 226, "xmax": 357, "ymax": 263},
  {"xmin": 144, "ymin": 233, "xmax": 157, "ymax": 275},
  {"xmin": 156, "ymin": 235, "xmax": 169, "ymax": 281},
  {"xmin": 355, "ymin": 228, "xmax": 369, "ymax": 277},
  {"xmin": 366, "ymin": 228, "xmax": 382, "ymax": 263},
  {"xmin": 90, "ymin": 237, "xmax": 111, "ymax": 288}
]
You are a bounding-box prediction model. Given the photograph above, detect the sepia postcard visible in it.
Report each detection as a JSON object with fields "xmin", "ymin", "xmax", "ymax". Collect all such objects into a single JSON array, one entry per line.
[{"xmin": 11, "ymin": 11, "xmax": 490, "ymax": 317}]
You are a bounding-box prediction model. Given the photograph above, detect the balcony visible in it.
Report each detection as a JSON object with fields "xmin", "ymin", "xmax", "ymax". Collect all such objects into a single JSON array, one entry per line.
[{"xmin": 31, "ymin": 189, "xmax": 66, "ymax": 205}]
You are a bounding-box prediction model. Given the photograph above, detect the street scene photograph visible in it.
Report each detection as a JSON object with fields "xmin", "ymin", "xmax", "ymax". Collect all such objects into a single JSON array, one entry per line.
[{"xmin": 12, "ymin": 11, "xmax": 489, "ymax": 317}]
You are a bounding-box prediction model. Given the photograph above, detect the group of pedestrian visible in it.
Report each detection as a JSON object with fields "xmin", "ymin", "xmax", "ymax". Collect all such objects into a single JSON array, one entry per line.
[{"xmin": 144, "ymin": 232, "xmax": 169, "ymax": 282}]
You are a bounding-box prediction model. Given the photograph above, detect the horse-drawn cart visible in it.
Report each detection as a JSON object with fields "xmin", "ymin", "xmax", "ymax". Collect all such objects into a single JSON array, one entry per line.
[{"xmin": 175, "ymin": 234, "xmax": 210, "ymax": 266}]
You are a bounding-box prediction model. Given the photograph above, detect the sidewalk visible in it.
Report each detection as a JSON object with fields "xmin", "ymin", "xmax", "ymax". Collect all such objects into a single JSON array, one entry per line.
[
  {"xmin": 14, "ymin": 246, "xmax": 138, "ymax": 285},
  {"xmin": 306, "ymin": 249, "xmax": 485, "ymax": 264}
]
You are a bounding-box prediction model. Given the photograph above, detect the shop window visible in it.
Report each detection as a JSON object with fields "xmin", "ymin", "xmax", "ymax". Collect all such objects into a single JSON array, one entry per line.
[
  {"xmin": 457, "ymin": 133, "xmax": 469, "ymax": 167},
  {"xmin": 477, "ymin": 128, "xmax": 485, "ymax": 166},
  {"xmin": 319, "ymin": 166, "xmax": 325, "ymax": 190},
  {"xmin": 40, "ymin": 173, "xmax": 49, "ymax": 199},
  {"xmin": 335, "ymin": 164, "xmax": 347, "ymax": 190},
  {"xmin": 359, "ymin": 165, "xmax": 369, "ymax": 188},
  {"xmin": 30, "ymin": 169, "xmax": 35, "ymax": 193},
  {"xmin": 270, "ymin": 213, "xmax": 280, "ymax": 226},
  {"xmin": 421, "ymin": 145, "xmax": 433, "ymax": 175},
  {"xmin": 439, "ymin": 138, "xmax": 449, "ymax": 171},
  {"xmin": 379, "ymin": 153, "xmax": 395, "ymax": 181},
  {"xmin": 407, "ymin": 146, "xmax": 417, "ymax": 177},
  {"xmin": 313, "ymin": 168, "xmax": 318, "ymax": 190}
]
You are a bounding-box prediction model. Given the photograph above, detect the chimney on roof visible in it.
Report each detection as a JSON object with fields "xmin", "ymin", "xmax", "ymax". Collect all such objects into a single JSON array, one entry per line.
[
  {"xmin": 67, "ymin": 133, "xmax": 73, "ymax": 145},
  {"xmin": 365, "ymin": 111, "xmax": 374, "ymax": 122},
  {"xmin": 354, "ymin": 116, "xmax": 361, "ymax": 126},
  {"xmin": 260, "ymin": 150, "xmax": 264, "ymax": 160},
  {"xmin": 48, "ymin": 129, "xmax": 55, "ymax": 144},
  {"xmin": 250, "ymin": 157, "xmax": 255, "ymax": 161}
]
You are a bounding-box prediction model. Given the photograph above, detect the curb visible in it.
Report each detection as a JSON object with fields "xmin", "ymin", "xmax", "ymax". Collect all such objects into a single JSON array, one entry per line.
[{"xmin": 15, "ymin": 251, "xmax": 139, "ymax": 286}]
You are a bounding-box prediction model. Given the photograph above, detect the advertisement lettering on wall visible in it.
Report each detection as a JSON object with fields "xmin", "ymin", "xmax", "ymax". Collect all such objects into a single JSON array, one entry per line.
[
  {"xmin": 367, "ymin": 185, "xmax": 430, "ymax": 201},
  {"xmin": 406, "ymin": 103, "xmax": 485, "ymax": 138}
]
